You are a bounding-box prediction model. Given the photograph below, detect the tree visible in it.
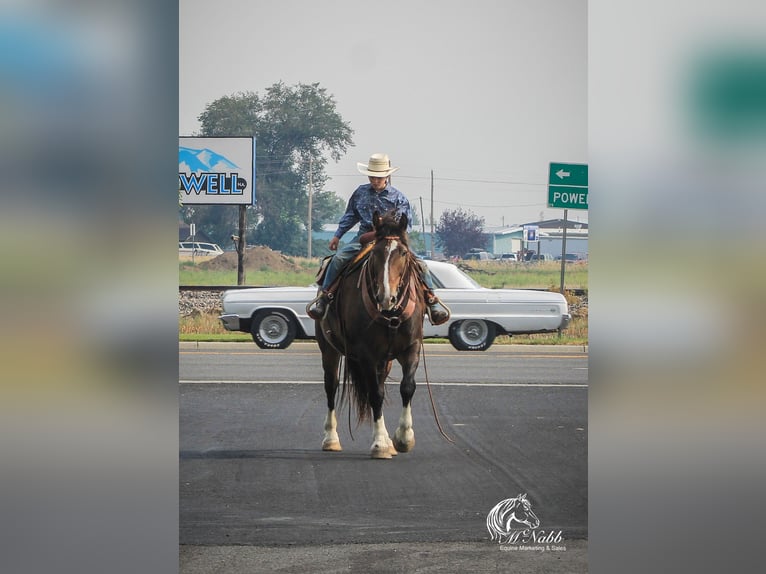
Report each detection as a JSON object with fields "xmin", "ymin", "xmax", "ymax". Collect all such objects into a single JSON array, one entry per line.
[
  {"xmin": 435, "ymin": 208, "xmax": 486, "ymax": 257},
  {"xmin": 181, "ymin": 82, "xmax": 353, "ymax": 255}
]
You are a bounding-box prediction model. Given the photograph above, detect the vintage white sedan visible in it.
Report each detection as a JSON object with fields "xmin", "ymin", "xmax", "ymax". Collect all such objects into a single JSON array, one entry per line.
[{"xmin": 219, "ymin": 260, "xmax": 571, "ymax": 351}]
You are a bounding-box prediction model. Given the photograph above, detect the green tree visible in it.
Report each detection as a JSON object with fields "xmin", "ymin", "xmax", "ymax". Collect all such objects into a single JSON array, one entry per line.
[
  {"xmin": 435, "ymin": 208, "xmax": 486, "ymax": 257},
  {"xmin": 181, "ymin": 82, "xmax": 353, "ymax": 254}
]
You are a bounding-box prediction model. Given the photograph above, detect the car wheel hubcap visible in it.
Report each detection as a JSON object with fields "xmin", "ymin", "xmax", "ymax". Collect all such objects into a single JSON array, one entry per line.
[
  {"xmin": 460, "ymin": 320, "xmax": 487, "ymax": 343},
  {"xmin": 261, "ymin": 316, "xmax": 287, "ymax": 344}
]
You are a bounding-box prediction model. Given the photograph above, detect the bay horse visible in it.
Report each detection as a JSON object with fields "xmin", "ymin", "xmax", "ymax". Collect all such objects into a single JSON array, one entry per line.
[{"xmin": 315, "ymin": 210, "xmax": 425, "ymax": 459}]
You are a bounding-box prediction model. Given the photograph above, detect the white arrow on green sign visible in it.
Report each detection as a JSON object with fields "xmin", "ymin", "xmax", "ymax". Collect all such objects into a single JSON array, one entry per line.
[{"xmin": 548, "ymin": 162, "xmax": 588, "ymax": 210}]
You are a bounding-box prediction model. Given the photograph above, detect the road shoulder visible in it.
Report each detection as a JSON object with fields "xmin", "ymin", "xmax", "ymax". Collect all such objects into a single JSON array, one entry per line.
[{"xmin": 180, "ymin": 540, "xmax": 587, "ymax": 574}]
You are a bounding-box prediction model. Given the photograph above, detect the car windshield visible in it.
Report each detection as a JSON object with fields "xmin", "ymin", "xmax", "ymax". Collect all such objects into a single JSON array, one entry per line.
[{"xmin": 427, "ymin": 262, "xmax": 482, "ymax": 289}]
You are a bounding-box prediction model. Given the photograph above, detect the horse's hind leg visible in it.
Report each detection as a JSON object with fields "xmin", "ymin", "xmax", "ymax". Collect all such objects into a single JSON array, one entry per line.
[
  {"xmin": 393, "ymin": 347, "xmax": 420, "ymax": 453},
  {"xmin": 319, "ymin": 335, "xmax": 342, "ymax": 452}
]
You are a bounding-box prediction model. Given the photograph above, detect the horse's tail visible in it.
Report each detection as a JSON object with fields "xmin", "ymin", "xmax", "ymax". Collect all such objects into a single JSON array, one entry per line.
[{"xmin": 345, "ymin": 358, "xmax": 375, "ymax": 423}]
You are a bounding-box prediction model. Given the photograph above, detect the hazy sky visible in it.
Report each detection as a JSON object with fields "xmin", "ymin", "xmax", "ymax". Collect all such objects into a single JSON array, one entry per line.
[{"xmin": 179, "ymin": 0, "xmax": 587, "ymax": 226}]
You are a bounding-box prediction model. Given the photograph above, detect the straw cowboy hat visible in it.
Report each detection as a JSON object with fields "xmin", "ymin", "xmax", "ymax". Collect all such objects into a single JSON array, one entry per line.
[{"xmin": 357, "ymin": 153, "xmax": 399, "ymax": 178}]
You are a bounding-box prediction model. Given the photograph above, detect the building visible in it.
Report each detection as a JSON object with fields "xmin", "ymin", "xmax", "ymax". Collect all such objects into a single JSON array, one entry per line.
[
  {"xmin": 483, "ymin": 219, "xmax": 588, "ymax": 259},
  {"xmin": 311, "ymin": 218, "xmax": 588, "ymax": 260}
]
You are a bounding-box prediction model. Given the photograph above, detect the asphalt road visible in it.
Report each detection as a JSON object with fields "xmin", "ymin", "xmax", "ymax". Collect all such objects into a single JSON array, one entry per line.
[{"xmin": 179, "ymin": 342, "xmax": 588, "ymax": 573}]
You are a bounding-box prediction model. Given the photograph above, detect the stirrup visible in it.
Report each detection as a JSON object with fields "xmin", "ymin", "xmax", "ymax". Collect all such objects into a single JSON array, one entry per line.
[
  {"xmin": 307, "ymin": 292, "xmax": 330, "ymax": 320},
  {"xmin": 426, "ymin": 297, "xmax": 450, "ymax": 326}
]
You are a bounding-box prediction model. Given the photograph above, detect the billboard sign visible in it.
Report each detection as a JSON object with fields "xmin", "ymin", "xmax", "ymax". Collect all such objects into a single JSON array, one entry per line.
[{"xmin": 179, "ymin": 137, "xmax": 255, "ymax": 205}]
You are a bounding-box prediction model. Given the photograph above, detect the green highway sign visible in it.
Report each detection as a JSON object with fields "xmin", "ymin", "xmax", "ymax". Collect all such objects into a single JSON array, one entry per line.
[
  {"xmin": 548, "ymin": 185, "xmax": 588, "ymax": 209},
  {"xmin": 548, "ymin": 162, "xmax": 588, "ymax": 210},
  {"xmin": 549, "ymin": 162, "xmax": 588, "ymax": 187}
]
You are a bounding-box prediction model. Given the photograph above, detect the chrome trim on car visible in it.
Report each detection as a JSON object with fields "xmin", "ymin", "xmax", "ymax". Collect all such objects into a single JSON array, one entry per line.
[{"xmin": 219, "ymin": 314, "xmax": 241, "ymax": 331}]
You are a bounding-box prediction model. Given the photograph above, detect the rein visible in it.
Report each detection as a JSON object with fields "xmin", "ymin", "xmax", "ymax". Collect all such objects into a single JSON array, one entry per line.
[{"xmin": 419, "ymin": 343, "xmax": 455, "ymax": 444}]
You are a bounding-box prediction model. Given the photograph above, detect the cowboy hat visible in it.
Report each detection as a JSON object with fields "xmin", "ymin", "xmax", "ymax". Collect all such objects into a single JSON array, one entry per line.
[{"xmin": 357, "ymin": 153, "xmax": 399, "ymax": 178}]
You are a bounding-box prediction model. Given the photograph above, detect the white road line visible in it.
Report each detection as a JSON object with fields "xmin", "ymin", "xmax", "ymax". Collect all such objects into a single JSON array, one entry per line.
[{"xmin": 179, "ymin": 380, "xmax": 588, "ymax": 388}]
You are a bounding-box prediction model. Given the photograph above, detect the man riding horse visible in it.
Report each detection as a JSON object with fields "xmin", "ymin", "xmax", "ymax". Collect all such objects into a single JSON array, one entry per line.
[{"xmin": 307, "ymin": 152, "xmax": 450, "ymax": 325}]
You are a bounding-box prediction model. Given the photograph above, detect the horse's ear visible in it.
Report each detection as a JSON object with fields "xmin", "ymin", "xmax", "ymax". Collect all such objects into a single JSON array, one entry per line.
[
  {"xmin": 398, "ymin": 212, "xmax": 408, "ymax": 232},
  {"xmin": 373, "ymin": 210, "xmax": 381, "ymax": 229}
]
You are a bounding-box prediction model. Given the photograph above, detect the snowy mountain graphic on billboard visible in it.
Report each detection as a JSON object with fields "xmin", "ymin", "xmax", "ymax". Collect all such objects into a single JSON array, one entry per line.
[{"xmin": 179, "ymin": 147, "xmax": 239, "ymax": 173}]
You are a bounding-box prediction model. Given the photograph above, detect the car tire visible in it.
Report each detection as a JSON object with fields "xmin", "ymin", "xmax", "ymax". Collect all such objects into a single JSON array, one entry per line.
[
  {"xmin": 448, "ymin": 319, "xmax": 496, "ymax": 351},
  {"xmin": 251, "ymin": 310, "xmax": 297, "ymax": 349}
]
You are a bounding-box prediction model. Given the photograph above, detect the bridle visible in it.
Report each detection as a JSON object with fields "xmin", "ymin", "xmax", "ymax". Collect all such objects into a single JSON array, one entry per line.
[{"xmin": 359, "ymin": 235, "xmax": 419, "ymax": 329}]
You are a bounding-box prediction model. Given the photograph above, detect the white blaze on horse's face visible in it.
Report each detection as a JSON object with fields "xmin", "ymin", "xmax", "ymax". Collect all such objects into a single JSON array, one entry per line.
[{"xmin": 380, "ymin": 239, "xmax": 399, "ymax": 311}]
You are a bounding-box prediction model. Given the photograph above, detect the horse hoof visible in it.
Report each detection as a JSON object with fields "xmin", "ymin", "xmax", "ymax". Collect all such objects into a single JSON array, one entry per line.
[
  {"xmin": 370, "ymin": 445, "xmax": 393, "ymax": 459},
  {"xmin": 322, "ymin": 440, "xmax": 342, "ymax": 452},
  {"xmin": 393, "ymin": 435, "xmax": 415, "ymax": 453},
  {"xmin": 387, "ymin": 437, "xmax": 398, "ymax": 456}
]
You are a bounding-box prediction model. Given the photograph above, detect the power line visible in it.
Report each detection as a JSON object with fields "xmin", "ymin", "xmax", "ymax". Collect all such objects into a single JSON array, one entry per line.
[
  {"xmin": 325, "ymin": 173, "xmax": 546, "ymax": 187},
  {"xmin": 434, "ymin": 199, "xmax": 548, "ymax": 209}
]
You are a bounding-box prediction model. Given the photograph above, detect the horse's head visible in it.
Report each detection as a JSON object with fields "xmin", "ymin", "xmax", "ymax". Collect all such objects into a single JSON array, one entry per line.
[
  {"xmin": 369, "ymin": 210, "xmax": 412, "ymax": 312},
  {"xmin": 509, "ymin": 493, "xmax": 540, "ymax": 529}
]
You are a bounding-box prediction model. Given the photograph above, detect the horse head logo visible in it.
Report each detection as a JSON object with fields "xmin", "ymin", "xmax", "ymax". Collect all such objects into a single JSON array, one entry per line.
[{"xmin": 486, "ymin": 493, "xmax": 541, "ymax": 543}]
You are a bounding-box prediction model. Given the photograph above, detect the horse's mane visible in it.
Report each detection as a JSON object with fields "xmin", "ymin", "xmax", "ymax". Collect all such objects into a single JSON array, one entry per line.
[{"xmin": 373, "ymin": 210, "xmax": 410, "ymax": 248}]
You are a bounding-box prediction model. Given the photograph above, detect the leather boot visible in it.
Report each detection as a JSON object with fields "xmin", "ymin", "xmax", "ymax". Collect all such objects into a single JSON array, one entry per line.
[
  {"xmin": 307, "ymin": 291, "xmax": 331, "ymax": 320},
  {"xmin": 425, "ymin": 291, "xmax": 450, "ymax": 325}
]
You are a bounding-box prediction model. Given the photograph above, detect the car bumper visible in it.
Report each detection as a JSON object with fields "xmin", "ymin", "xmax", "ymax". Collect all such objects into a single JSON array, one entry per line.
[
  {"xmin": 560, "ymin": 313, "xmax": 572, "ymax": 330},
  {"xmin": 219, "ymin": 314, "xmax": 242, "ymax": 331}
]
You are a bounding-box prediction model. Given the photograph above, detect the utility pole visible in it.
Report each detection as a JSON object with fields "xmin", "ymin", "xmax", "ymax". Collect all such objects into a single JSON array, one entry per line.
[
  {"xmin": 307, "ymin": 156, "xmax": 313, "ymax": 258},
  {"xmin": 430, "ymin": 170, "xmax": 434, "ymax": 258},
  {"xmin": 419, "ymin": 196, "xmax": 427, "ymax": 254}
]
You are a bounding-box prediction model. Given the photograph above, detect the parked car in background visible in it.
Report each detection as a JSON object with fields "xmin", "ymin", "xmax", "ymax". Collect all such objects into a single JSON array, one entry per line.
[
  {"xmin": 219, "ymin": 260, "xmax": 571, "ymax": 351},
  {"xmin": 554, "ymin": 253, "xmax": 585, "ymax": 262},
  {"xmin": 528, "ymin": 253, "xmax": 554, "ymax": 262},
  {"xmin": 499, "ymin": 253, "xmax": 518, "ymax": 262},
  {"xmin": 179, "ymin": 241, "xmax": 224, "ymax": 256},
  {"xmin": 463, "ymin": 251, "xmax": 493, "ymax": 261}
]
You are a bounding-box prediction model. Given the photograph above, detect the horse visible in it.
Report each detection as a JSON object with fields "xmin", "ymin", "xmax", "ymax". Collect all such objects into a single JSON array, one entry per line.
[
  {"xmin": 315, "ymin": 210, "xmax": 425, "ymax": 459},
  {"xmin": 486, "ymin": 494, "xmax": 541, "ymax": 542}
]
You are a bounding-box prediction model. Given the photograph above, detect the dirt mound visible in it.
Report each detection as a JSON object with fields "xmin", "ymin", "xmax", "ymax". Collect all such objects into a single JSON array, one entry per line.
[{"xmin": 198, "ymin": 245, "xmax": 302, "ymax": 273}]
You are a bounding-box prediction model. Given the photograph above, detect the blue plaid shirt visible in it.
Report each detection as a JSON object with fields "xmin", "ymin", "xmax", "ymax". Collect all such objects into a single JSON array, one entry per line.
[{"xmin": 334, "ymin": 183, "xmax": 413, "ymax": 239}]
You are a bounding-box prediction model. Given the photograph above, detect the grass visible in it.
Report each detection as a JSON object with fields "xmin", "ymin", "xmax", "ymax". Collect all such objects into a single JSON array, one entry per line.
[
  {"xmin": 180, "ymin": 258, "xmax": 587, "ymax": 290},
  {"xmin": 179, "ymin": 260, "xmax": 317, "ymax": 286},
  {"xmin": 455, "ymin": 260, "xmax": 588, "ymax": 290},
  {"xmin": 179, "ymin": 257, "xmax": 588, "ymax": 345}
]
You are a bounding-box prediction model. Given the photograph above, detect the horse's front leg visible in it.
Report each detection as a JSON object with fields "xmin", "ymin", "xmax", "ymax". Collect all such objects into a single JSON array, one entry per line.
[
  {"xmin": 393, "ymin": 344, "xmax": 420, "ymax": 453},
  {"xmin": 319, "ymin": 338, "xmax": 342, "ymax": 452},
  {"xmin": 370, "ymin": 361, "xmax": 397, "ymax": 459}
]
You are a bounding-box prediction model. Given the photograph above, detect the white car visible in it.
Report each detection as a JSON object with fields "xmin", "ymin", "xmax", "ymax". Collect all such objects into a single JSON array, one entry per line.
[
  {"xmin": 219, "ymin": 260, "xmax": 571, "ymax": 351},
  {"xmin": 179, "ymin": 241, "xmax": 224, "ymax": 256}
]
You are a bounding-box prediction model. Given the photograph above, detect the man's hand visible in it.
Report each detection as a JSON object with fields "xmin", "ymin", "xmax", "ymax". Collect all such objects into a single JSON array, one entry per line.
[{"xmin": 329, "ymin": 236, "xmax": 340, "ymax": 251}]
